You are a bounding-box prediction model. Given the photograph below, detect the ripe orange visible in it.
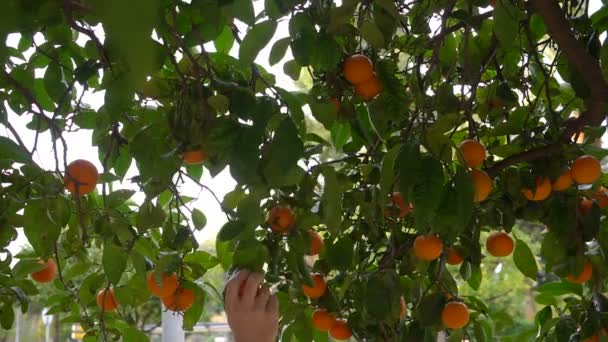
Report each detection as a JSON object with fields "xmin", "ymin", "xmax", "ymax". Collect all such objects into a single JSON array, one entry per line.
[
  {"xmin": 552, "ymin": 169, "xmax": 573, "ymax": 191},
  {"xmin": 343, "ymin": 54, "xmax": 374, "ymax": 84},
  {"xmin": 182, "ymin": 149, "xmax": 207, "ymax": 165},
  {"xmin": 441, "ymin": 302, "xmax": 470, "ymax": 329},
  {"xmin": 354, "ymin": 75, "xmax": 382, "ymax": 101},
  {"xmin": 31, "ymin": 259, "xmax": 57, "ymax": 283},
  {"xmin": 399, "ymin": 296, "xmax": 407, "ymax": 320},
  {"xmin": 521, "ymin": 177, "xmax": 552, "ymax": 201},
  {"xmin": 446, "ymin": 248, "xmax": 464, "ymax": 265},
  {"xmin": 486, "ymin": 232, "xmax": 514, "ymax": 257},
  {"xmin": 302, "ymin": 274, "xmax": 327, "ymax": 299},
  {"xmin": 267, "ymin": 206, "xmax": 295, "ymax": 233},
  {"xmin": 384, "ymin": 192, "xmax": 413, "ymax": 218},
  {"xmin": 64, "ymin": 159, "xmax": 99, "ymax": 195},
  {"xmin": 329, "ymin": 319, "xmax": 352, "ymax": 340},
  {"xmin": 162, "ymin": 288, "xmax": 195, "ymax": 312},
  {"xmin": 312, "ymin": 309, "xmax": 336, "ymax": 331},
  {"xmin": 147, "ymin": 272, "xmax": 179, "ymax": 298},
  {"xmin": 593, "ymin": 186, "xmax": 608, "ymax": 209},
  {"xmin": 579, "ymin": 197, "xmax": 594, "ymax": 215},
  {"xmin": 458, "ymin": 139, "xmax": 486, "ymax": 168},
  {"xmin": 413, "ymin": 235, "xmax": 443, "ymax": 261},
  {"xmin": 97, "ymin": 288, "xmax": 119, "ymax": 312},
  {"xmin": 471, "ymin": 169, "xmax": 492, "ymax": 202},
  {"xmin": 308, "ymin": 231, "xmax": 324, "ymax": 256},
  {"xmin": 571, "ymin": 155, "xmax": 602, "ymax": 184},
  {"xmin": 567, "ymin": 260, "xmax": 593, "ymax": 284}
]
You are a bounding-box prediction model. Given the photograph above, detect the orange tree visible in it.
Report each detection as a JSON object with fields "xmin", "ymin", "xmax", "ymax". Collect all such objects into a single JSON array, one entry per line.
[{"xmin": 1, "ymin": 0, "xmax": 608, "ymax": 341}]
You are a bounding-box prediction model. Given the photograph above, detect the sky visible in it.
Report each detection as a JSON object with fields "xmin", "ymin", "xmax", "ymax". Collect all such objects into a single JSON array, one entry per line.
[{"xmin": 1, "ymin": 1, "xmax": 606, "ymax": 256}]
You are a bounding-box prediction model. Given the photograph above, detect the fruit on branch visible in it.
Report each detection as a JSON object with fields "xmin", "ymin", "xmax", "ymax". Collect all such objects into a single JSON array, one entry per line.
[
  {"xmin": 458, "ymin": 139, "xmax": 486, "ymax": 168},
  {"xmin": 329, "ymin": 319, "xmax": 352, "ymax": 340},
  {"xmin": 302, "ymin": 273, "xmax": 327, "ymax": 299},
  {"xmin": 312, "ymin": 309, "xmax": 336, "ymax": 332},
  {"xmin": 97, "ymin": 287, "xmax": 119, "ymax": 312},
  {"xmin": 471, "ymin": 169, "xmax": 493, "ymax": 202},
  {"xmin": 413, "ymin": 235, "xmax": 443, "ymax": 261},
  {"xmin": 399, "ymin": 296, "xmax": 407, "ymax": 320},
  {"xmin": 64, "ymin": 159, "xmax": 99, "ymax": 195},
  {"xmin": 31, "ymin": 259, "xmax": 57, "ymax": 283},
  {"xmin": 343, "ymin": 54, "xmax": 374, "ymax": 85},
  {"xmin": 307, "ymin": 231, "xmax": 324, "ymax": 256},
  {"xmin": 571, "ymin": 155, "xmax": 602, "ymax": 184},
  {"xmin": 521, "ymin": 177, "xmax": 552, "ymax": 202},
  {"xmin": 384, "ymin": 192, "xmax": 413, "ymax": 219},
  {"xmin": 441, "ymin": 301, "xmax": 470, "ymax": 329},
  {"xmin": 147, "ymin": 272, "xmax": 179, "ymax": 298},
  {"xmin": 593, "ymin": 186, "xmax": 608, "ymax": 209},
  {"xmin": 267, "ymin": 206, "xmax": 295, "ymax": 233},
  {"xmin": 567, "ymin": 260, "xmax": 593, "ymax": 284},
  {"xmin": 354, "ymin": 75, "xmax": 382, "ymax": 101},
  {"xmin": 162, "ymin": 287, "xmax": 195, "ymax": 312},
  {"xmin": 486, "ymin": 232, "xmax": 514, "ymax": 257},
  {"xmin": 182, "ymin": 148, "xmax": 207, "ymax": 165},
  {"xmin": 552, "ymin": 169, "xmax": 573, "ymax": 191},
  {"xmin": 446, "ymin": 248, "xmax": 464, "ymax": 266}
]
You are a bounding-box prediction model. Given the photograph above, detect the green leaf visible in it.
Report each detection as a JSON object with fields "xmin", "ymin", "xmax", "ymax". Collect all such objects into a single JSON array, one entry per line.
[
  {"xmin": 536, "ymin": 281, "xmax": 582, "ymax": 297},
  {"xmin": 263, "ymin": 117, "xmax": 304, "ymax": 186},
  {"xmin": 269, "ymin": 37, "xmax": 290, "ymax": 66},
  {"xmin": 326, "ymin": 236, "xmax": 354, "ymax": 272},
  {"xmin": 330, "ymin": 121, "xmax": 351, "ymax": 151},
  {"xmin": 103, "ymin": 243, "xmax": 128, "ymax": 284},
  {"xmin": 493, "ymin": 1, "xmax": 522, "ymax": 48},
  {"xmin": 183, "ymin": 283, "xmax": 206, "ymax": 330},
  {"xmin": 380, "ymin": 144, "xmax": 401, "ymax": 207},
  {"xmin": 359, "ymin": 21, "xmax": 385, "ymax": 48},
  {"xmin": 23, "ymin": 200, "xmax": 61, "ymax": 257},
  {"xmin": 0, "ymin": 136, "xmax": 30, "ymax": 163},
  {"xmin": 107, "ymin": 190, "xmax": 135, "ymax": 208},
  {"xmin": 115, "ymin": 320, "xmax": 150, "ymax": 342},
  {"xmin": 321, "ymin": 167, "xmax": 342, "ymax": 234},
  {"xmin": 226, "ymin": 0, "xmax": 255, "ymax": 25},
  {"xmin": 416, "ymin": 293, "xmax": 445, "ymax": 326},
  {"xmin": 12, "ymin": 259, "xmax": 46, "ymax": 279},
  {"xmin": 513, "ymin": 238, "xmax": 538, "ymax": 280},
  {"xmin": 191, "ymin": 208, "xmax": 207, "ymax": 231},
  {"xmin": 397, "ymin": 141, "xmax": 421, "ymax": 203},
  {"xmin": 135, "ymin": 201, "xmax": 167, "ymax": 232},
  {"xmin": 218, "ymin": 220, "xmax": 247, "ymax": 241},
  {"xmin": 239, "ymin": 20, "xmax": 277, "ymax": 64},
  {"xmin": 183, "ymin": 251, "xmax": 219, "ymax": 269},
  {"xmin": 412, "ymin": 155, "xmax": 444, "ymax": 229},
  {"xmin": 214, "ymin": 26, "xmax": 235, "ymax": 54},
  {"xmin": 283, "ymin": 59, "xmax": 301, "ymax": 81}
]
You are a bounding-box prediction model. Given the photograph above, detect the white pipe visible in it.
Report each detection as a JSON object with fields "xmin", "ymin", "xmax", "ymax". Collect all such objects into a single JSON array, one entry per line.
[{"xmin": 161, "ymin": 305, "xmax": 185, "ymax": 342}]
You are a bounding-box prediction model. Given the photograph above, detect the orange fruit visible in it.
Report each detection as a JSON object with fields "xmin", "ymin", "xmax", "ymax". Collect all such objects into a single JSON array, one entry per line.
[
  {"xmin": 267, "ymin": 206, "xmax": 295, "ymax": 233},
  {"xmin": 31, "ymin": 259, "xmax": 57, "ymax": 283},
  {"xmin": 458, "ymin": 139, "xmax": 486, "ymax": 168},
  {"xmin": 446, "ymin": 248, "xmax": 464, "ymax": 265},
  {"xmin": 552, "ymin": 170, "xmax": 573, "ymax": 191},
  {"xmin": 567, "ymin": 260, "xmax": 593, "ymax": 284},
  {"xmin": 486, "ymin": 232, "xmax": 514, "ymax": 257},
  {"xmin": 441, "ymin": 302, "xmax": 470, "ymax": 329},
  {"xmin": 97, "ymin": 288, "xmax": 119, "ymax": 312},
  {"xmin": 413, "ymin": 235, "xmax": 443, "ymax": 261},
  {"xmin": 354, "ymin": 75, "xmax": 382, "ymax": 101},
  {"xmin": 147, "ymin": 272, "xmax": 179, "ymax": 298},
  {"xmin": 384, "ymin": 192, "xmax": 413, "ymax": 218},
  {"xmin": 521, "ymin": 177, "xmax": 552, "ymax": 201},
  {"xmin": 471, "ymin": 169, "xmax": 492, "ymax": 202},
  {"xmin": 583, "ymin": 330, "xmax": 607, "ymax": 342},
  {"xmin": 343, "ymin": 54, "xmax": 374, "ymax": 84},
  {"xmin": 579, "ymin": 197, "xmax": 594, "ymax": 215},
  {"xmin": 308, "ymin": 231, "xmax": 324, "ymax": 256},
  {"xmin": 182, "ymin": 149, "xmax": 207, "ymax": 165},
  {"xmin": 593, "ymin": 186, "xmax": 608, "ymax": 209},
  {"xmin": 302, "ymin": 274, "xmax": 327, "ymax": 299},
  {"xmin": 329, "ymin": 319, "xmax": 352, "ymax": 340},
  {"xmin": 571, "ymin": 155, "xmax": 602, "ymax": 184},
  {"xmin": 162, "ymin": 288, "xmax": 195, "ymax": 312},
  {"xmin": 64, "ymin": 159, "xmax": 99, "ymax": 195},
  {"xmin": 312, "ymin": 309, "xmax": 336, "ymax": 331},
  {"xmin": 399, "ymin": 296, "xmax": 407, "ymax": 320}
]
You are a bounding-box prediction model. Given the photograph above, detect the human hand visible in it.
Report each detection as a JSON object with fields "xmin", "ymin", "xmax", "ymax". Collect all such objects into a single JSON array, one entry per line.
[{"xmin": 225, "ymin": 270, "xmax": 279, "ymax": 342}]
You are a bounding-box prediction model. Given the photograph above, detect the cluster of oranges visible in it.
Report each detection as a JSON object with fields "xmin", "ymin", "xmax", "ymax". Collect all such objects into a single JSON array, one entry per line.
[
  {"xmin": 147, "ymin": 272, "xmax": 196, "ymax": 312},
  {"xmin": 343, "ymin": 54, "xmax": 382, "ymax": 101},
  {"xmin": 458, "ymin": 139, "xmax": 492, "ymax": 203},
  {"xmin": 301, "ymin": 274, "xmax": 352, "ymax": 340}
]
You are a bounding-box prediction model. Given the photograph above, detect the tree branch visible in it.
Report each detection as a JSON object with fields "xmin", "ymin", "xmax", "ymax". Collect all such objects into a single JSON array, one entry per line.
[{"xmin": 487, "ymin": 0, "xmax": 608, "ymax": 176}]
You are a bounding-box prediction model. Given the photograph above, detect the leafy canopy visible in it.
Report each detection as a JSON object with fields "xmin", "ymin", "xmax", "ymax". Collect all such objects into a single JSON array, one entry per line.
[{"xmin": 1, "ymin": 0, "xmax": 608, "ymax": 341}]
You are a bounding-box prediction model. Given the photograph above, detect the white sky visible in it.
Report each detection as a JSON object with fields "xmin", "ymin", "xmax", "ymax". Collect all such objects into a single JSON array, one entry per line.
[{"xmin": 1, "ymin": 1, "xmax": 605, "ymax": 256}]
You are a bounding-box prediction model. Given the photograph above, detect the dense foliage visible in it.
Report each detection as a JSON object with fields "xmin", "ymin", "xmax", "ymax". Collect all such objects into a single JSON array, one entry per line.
[{"xmin": 2, "ymin": 0, "xmax": 608, "ymax": 341}]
